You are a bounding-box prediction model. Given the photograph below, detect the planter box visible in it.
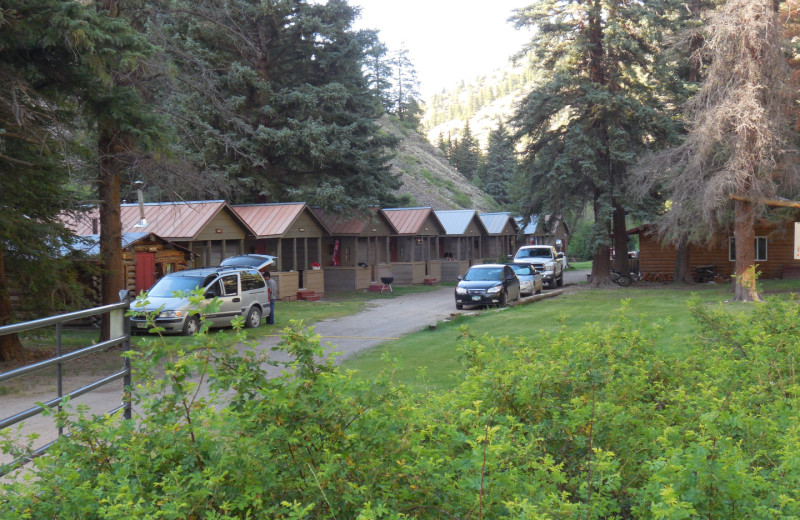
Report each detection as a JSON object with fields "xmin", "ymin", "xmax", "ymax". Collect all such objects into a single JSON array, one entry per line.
[
  {"xmin": 272, "ymin": 271, "xmax": 299, "ymax": 301},
  {"xmin": 391, "ymin": 262, "xmax": 426, "ymax": 284},
  {"xmin": 323, "ymin": 266, "xmax": 371, "ymax": 292},
  {"xmin": 303, "ymin": 268, "xmax": 325, "ymax": 295}
]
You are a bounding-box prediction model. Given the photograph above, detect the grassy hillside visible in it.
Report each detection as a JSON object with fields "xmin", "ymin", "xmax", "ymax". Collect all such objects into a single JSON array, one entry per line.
[{"xmin": 379, "ymin": 116, "xmax": 499, "ymax": 211}]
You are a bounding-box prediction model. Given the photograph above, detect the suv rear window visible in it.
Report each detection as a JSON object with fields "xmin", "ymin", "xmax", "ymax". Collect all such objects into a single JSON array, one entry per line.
[{"xmin": 241, "ymin": 271, "xmax": 266, "ymax": 291}]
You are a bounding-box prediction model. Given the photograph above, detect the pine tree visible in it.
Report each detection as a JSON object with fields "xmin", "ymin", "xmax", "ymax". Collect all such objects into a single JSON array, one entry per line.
[
  {"xmin": 483, "ymin": 122, "xmax": 517, "ymax": 206},
  {"xmin": 638, "ymin": 0, "xmax": 800, "ymax": 301},
  {"xmin": 450, "ymin": 122, "xmax": 481, "ymax": 181},
  {"xmin": 389, "ymin": 44, "xmax": 421, "ymax": 124},
  {"xmin": 145, "ymin": 0, "xmax": 399, "ymax": 210},
  {"xmin": 511, "ymin": 0, "xmax": 681, "ymax": 285},
  {"xmin": 0, "ymin": 0, "xmax": 154, "ymax": 357}
]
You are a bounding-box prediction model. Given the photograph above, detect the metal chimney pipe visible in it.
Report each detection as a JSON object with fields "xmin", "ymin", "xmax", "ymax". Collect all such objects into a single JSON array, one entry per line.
[{"xmin": 134, "ymin": 187, "xmax": 147, "ymax": 228}]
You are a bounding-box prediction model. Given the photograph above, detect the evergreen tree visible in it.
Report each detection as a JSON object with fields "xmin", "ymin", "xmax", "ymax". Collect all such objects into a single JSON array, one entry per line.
[
  {"xmin": 450, "ymin": 122, "xmax": 481, "ymax": 181},
  {"xmin": 362, "ymin": 34, "xmax": 393, "ymax": 112},
  {"xmin": 638, "ymin": 0, "xmax": 799, "ymax": 301},
  {"xmin": 389, "ymin": 44, "xmax": 421, "ymax": 124},
  {"xmin": 511, "ymin": 0, "xmax": 681, "ymax": 285},
  {"xmin": 483, "ymin": 122, "xmax": 517, "ymax": 206},
  {"xmin": 0, "ymin": 0, "xmax": 155, "ymax": 357},
  {"xmin": 145, "ymin": 0, "xmax": 399, "ymax": 210}
]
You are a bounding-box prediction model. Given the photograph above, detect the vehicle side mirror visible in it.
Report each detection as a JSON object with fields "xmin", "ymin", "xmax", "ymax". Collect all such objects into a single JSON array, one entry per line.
[
  {"xmin": 557, "ymin": 252, "xmax": 564, "ymax": 259},
  {"xmin": 204, "ymin": 288, "xmax": 217, "ymax": 299},
  {"xmin": 457, "ymin": 275, "xmax": 463, "ymax": 281}
]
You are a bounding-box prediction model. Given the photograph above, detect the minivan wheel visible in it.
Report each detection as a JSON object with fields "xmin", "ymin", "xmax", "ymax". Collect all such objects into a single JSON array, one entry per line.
[
  {"xmin": 182, "ymin": 315, "xmax": 200, "ymax": 336},
  {"xmin": 245, "ymin": 306, "xmax": 262, "ymax": 328}
]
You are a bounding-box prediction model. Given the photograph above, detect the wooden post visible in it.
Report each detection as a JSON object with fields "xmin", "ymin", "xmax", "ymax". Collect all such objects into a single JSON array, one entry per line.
[
  {"xmin": 277, "ymin": 240, "xmax": 283, "ymax": 271},
  {"xmin": 304, "ymin": 237, "xmax": 308, "ymax": 269},
  {"xmin": 293, "ymin": 238, "xmax": 297, "ymax": 270}
]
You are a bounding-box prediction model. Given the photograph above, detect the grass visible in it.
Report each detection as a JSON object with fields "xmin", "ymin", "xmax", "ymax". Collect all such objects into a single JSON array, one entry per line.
[
  {"xmin": 342, "ymin": 279, "xmax": 800, "ymax": 393},
  {"xmin": 569, "ymin": 260, "xmax": 592, "ymax": 270}
]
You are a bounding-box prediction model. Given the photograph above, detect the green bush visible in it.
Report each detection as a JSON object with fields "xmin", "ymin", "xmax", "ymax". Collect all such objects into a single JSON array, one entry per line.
[{"xmin": 4, "ymin": 298, "xmax": 800, "ymax": 518}]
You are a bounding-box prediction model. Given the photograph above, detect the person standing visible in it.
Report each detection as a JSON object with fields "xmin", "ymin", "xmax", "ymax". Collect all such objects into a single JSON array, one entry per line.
[{"xmin": 264, "ymin": 271, "xmax": 278, "ymax": 325}]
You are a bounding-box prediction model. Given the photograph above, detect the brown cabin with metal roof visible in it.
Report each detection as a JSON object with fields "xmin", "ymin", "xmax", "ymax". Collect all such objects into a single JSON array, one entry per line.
[
  {"xmin": 233, "ymin": 203, "xmax": 330, "ymax": 297},
  {"xmin": 630, "ymin": 215, "xmax": 800, "ymax": 282},
  {"xmin": 312, "ymin": 208, "xmax": 398, "ymax": 292},
  {"xmin": 64, "ymin": 200, "xmax": 253, "ymax": 269},
  {"xmin": 434, "ymin": 210, "xmax": 490, "ymax": 281},
  {"xmin": 480, "ymin": 212, "xmax": 520, "ymax": 261},
  {"xmin": 383, "ymin": 207, "xmax": 445, "ymax": 284}
]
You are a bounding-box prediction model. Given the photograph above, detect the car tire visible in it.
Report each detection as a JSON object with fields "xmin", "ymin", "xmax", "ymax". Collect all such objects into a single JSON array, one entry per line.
[
  {"xmin": 456, "ymin": 303, "xmax": 463, "ymax": 310},
  {"xmin": 557, "ymin": 274, "xmax": 564, "ymax": 287},
  {"xmin": 245, "ymin": 306, "xmax": 262, "ymax": 328},
  {"xmin": 498, "ymin": 292, "xmax": 507, "ymax": 308},
  {"xmin": 182, "ymin": 315, "xmax": 200, "ymax": 336},
  {"xmin": 535, "ymin": 285, "xmax": 542, "ymax": 295}
]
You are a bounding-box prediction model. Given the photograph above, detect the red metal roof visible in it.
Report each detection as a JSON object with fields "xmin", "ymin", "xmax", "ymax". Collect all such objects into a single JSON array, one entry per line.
[
  {"xmin": 383, "ymin": 207, "xmax": 440, "ymax": 235},
  {"xmin": 233, "ymin": 203, "xmax": 328, "ymax": 238},
  {"xmin": 63, "ymin": 201, "xmax": 250, "ymax": 240},
  {"xmin": 311, "ymin": 207, "xmax": 397, "ymax": 236}
]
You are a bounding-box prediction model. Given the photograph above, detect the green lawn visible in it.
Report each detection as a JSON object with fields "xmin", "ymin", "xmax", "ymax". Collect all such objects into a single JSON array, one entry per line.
[{"xmin": 342, "ymin": 279, "xmax": 800, "ymax": 393}]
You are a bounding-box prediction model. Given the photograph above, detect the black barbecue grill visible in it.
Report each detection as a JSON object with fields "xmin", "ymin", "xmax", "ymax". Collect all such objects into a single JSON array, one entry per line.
[{"xmin": 380, "ymin": 276, "xmax": 394, "ymax": 293}]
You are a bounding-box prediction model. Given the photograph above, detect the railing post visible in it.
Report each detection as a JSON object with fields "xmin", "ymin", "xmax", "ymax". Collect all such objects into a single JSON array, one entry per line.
[
  {"xmin": 56, "ymin": 322, "xmax": 63, "ymax": 437},
  {"xmin": 120, "ymin": 290, "xmax": 132, "ymax": 421}
]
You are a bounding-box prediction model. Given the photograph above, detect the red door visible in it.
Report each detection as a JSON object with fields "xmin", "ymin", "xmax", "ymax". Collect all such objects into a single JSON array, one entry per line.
[{"xmin": 136, "ymin": 252, "xmax": 156, "ymax": 294}]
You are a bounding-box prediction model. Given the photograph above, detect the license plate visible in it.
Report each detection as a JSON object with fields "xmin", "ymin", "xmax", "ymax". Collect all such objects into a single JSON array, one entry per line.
[
  {"xmin": 472, "ymin": 296, "xmax": 481, "ymax": 301},
  {"xmin": 136, "ymin": 322, "xmax": 148, "ymax": 329}
]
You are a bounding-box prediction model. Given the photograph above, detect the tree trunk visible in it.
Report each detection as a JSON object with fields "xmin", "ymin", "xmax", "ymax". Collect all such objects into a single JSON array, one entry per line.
[
  {"xmin": 674, "ymin": 241, "xmax": 692, "ymax": 283},
  {"xmin": 733, "ymin": 197, "xmax": 760, "ymax": 301},
  {"xmin": 590, "ymin": 192, "xmax": 612, "ymax": 286},
  {"xmin": 98, "ymin": 124, "xmax": 127, "ymax": 341},
  {"xmin": 612, "ymin": 202, "xmax": 629, "ymax": 274},
  {"xmin": 0, "ymin": 247, "xmax": 25, "ymax": 362}
]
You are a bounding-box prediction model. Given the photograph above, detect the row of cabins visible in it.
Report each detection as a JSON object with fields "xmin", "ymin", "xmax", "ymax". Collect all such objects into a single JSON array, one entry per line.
[{"xmin": 63, "ymin": 201, "xmax": 569, "ymax": 300}]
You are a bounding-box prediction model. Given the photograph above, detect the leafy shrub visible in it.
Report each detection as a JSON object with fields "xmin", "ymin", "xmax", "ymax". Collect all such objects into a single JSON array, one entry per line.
[{"xmin": 4, "ymin": 299, "xmax": 800, "ymax": 518}]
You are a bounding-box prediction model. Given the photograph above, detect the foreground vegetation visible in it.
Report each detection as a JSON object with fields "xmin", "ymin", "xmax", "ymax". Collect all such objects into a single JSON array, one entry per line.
[{"xmin": 4, "ymin": 284, "xmax": 800, "ymax": 518}]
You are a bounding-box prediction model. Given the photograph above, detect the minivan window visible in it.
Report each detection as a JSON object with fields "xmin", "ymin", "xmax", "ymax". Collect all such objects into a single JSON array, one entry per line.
[
  {"xmin": 241, "ymin": 271, "xmax": 266, "ymax": 291},
  {"xmin": 221, "ymin": 274, "xmax": 238, "ymax": 296},
  {"xmin": 148, "ymin": 276, "xmax": 205, "ymax": 297}
]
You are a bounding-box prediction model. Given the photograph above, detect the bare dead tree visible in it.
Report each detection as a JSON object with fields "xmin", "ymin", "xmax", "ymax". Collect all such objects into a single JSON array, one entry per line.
[{"xmin": 637, "ymin": 0, "xmax": 800, "ymax": 301}]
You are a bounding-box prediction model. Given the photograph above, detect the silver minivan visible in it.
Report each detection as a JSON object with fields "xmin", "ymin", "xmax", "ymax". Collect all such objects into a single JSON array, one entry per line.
[{"xmin": 131, "ymin": 267, "xmax": 269, "ymax": 335}]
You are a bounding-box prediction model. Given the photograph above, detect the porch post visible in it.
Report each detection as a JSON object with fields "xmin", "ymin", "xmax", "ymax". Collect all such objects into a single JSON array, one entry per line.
[{"xmin": 277, "ymin": 240, "xmax": 283, "ymax": 271}]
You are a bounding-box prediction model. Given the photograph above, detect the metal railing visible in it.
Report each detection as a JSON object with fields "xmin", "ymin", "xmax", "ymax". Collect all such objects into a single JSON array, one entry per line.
[{"xmin": 0, "ymin": 292, "xmax": 131, "ymax": 476}]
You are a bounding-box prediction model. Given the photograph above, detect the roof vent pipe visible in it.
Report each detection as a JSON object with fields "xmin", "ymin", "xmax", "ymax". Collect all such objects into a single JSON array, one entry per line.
[{"xmin": 134, "ymin": 182, "xmax": 147, "ymax": 228}]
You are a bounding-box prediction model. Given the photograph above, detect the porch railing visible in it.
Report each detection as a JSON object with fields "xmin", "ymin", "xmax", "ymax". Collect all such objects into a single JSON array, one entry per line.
[{"xmin": 0, "ymin": 292, "xmax": 131, "ymax": 476}]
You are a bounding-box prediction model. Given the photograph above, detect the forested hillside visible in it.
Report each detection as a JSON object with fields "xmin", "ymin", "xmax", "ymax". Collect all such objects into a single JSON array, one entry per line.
[
  {"xmin": 422, "ymin": 66, "xmax": 536, "ymax": 149},
  {"xmin": 380, "ymin": 117, "xmax": 499, "ymax": 211}
]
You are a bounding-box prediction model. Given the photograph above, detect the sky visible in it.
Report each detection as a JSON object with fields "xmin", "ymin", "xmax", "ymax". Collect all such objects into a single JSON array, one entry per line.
[{"xmin": 351, "ymin": 0, "xmax": 533, "ymax": 99}]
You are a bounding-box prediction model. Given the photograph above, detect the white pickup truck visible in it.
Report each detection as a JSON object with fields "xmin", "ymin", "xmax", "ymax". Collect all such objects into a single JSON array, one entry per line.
[{"xmin": 513, "ymin": 245, "xmax": 565, "ymax": 289}]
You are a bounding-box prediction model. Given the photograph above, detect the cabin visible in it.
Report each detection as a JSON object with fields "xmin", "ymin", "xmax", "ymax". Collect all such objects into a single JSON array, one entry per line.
[
  {"xmin": 479, "ymin": 212, "xmax": 519, "ymax": 262},
  {"xmin": 63, "ymin": 200, "xmax": 252, "ymax": 268},
  {"xmin": 312, "ymin": 208, "xmax": 398, "ymax": 292},
  {"xmin": 516, "ymin": 214, "xmax": 571, "ymax": 258},
  {"xmin": 630, "ymin": 217, "xmax": 800, "ymax": 282},
  {"xmin": 233, "ymin": 203, "xmax": 330, "ymax": 299},
  {"xmin": 383, "ymin": 207, "xmax": 446, "ymax": 284},
  {"xmin": 434, "ymin": 210, "xmax": 488, "ymax": 281},
  {"xmin": 69, "ymin": 232, "xmax": 192, "ymax": 296}
]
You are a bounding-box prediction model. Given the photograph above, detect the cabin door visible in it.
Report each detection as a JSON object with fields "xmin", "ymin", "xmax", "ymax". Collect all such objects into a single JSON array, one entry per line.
[{"xmin": 136, "ymin": 252, "xmax": 156, "ymax": 293}]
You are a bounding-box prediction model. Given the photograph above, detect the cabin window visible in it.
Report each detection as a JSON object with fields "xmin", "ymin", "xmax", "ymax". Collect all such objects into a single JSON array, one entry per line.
[{"xmin": 729, "ymin": 236, "xmax": 767, "ymax": 261}]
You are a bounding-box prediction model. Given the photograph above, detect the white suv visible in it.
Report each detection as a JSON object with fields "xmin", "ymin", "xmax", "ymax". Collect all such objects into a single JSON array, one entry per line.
[{"xmin": 131, "ymin": 267, "xmax": 269, "ymax": 335}]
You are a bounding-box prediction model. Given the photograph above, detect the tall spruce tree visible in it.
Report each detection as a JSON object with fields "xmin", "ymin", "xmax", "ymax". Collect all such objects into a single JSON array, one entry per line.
[
  {"xmin": 482, "ymin": 121, "xmax": 517, "ymax": 206},
  {"xmin": 389, "ymin": 44, "xmax": 421, "ymax": 124},
  {"xmin": 511, "ymin": 0, "xmax": 681, "ymax": 284},
  {"xmin": 450, "ymin": 122, "xmax": 480, "ymax": 181},
  {"xmin": 146, "ymin": 0, "xmax": 399, "ymax": 210},
  {"xmin": 0, "ymin": 0, "xmax": 156, "ymax": 357}
]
